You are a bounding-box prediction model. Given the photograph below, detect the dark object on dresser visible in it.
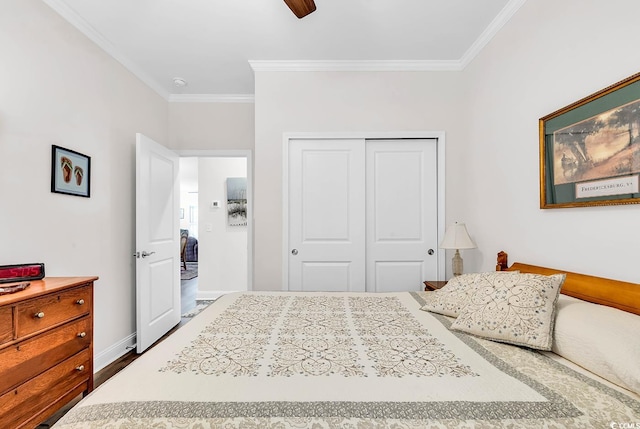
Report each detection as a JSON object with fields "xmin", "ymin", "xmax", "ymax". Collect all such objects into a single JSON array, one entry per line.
[{"xmin": 0, "ymin": 282, "xmax": 30, "ymax": 295}]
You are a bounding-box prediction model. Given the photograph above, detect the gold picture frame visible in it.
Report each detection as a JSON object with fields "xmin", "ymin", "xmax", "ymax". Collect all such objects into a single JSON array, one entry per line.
[{"xmin": 539, "ymin": 72, "xmax": 640, "ymax": 208}]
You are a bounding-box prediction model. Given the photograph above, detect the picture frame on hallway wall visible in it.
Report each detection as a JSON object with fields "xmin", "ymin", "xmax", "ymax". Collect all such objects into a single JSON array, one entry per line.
[
  {"xmin": 226, "ymin": 177, "xmax": 247, "ymax": 226},
  {"xmin": 51, "ymin": 145, "xmax": 91, "ymax": 198},
  {"xmin": 539, "ymin": 72, "xmax": 640, "ymax": 209}
]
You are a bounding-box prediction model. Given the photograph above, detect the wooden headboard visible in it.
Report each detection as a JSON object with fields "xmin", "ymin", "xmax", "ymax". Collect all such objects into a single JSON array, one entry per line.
[{"xmin": 496, "ymin": 251, "xmax": 640, "ymax": 316}]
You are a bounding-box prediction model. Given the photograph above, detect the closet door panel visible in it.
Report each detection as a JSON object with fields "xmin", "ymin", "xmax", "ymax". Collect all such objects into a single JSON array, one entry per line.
[
  {"xmin": 366, "ymin": 139, "xmax": 438, "ymax": 292},
  {"xmin": 288, "ymin": 139, "xmax": 366, "ymax": 292}
]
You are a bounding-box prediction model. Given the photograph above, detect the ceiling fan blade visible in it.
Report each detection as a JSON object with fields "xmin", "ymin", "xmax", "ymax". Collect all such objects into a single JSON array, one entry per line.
[{"xmin": 283, "ymin": 0, "xmax": 316, "ymax": 19}]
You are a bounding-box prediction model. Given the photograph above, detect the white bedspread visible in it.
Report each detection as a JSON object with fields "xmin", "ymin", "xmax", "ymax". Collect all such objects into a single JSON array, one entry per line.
[{"xmin": 54, "ymin": 291, "xmax": 640, "ymax": 428}]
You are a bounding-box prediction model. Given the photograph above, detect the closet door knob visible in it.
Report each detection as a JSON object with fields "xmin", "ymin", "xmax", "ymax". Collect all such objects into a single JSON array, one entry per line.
[{"xmin": 291, "ymin": 249, "xmax": 299, "ymax": 255}]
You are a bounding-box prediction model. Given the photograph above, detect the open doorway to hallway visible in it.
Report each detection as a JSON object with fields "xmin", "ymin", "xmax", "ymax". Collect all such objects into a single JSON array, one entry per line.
[
  {"xmin": 179, "ymin": 157, "xmax": 199, "ymax": 315},
  {"xmin": 178, "ymin": 153, "xmax": 251, "ymax": 315}
]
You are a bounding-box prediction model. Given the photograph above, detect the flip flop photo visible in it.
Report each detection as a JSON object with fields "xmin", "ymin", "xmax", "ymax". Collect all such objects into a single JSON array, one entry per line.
[
  {"xmin": 74, "ymin": 166, "xmax": 84, "ymax": 186},
  {"xmin": 60, "ymin": 156, "xmax": 73, "ymax": 183}
]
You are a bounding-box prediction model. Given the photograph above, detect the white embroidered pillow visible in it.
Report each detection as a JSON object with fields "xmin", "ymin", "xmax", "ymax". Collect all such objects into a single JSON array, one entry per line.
[
  {"xmin": 450, "ymin": 272, "xmax": 566, "ymax": 350},
  {"xmin": 420, "ymin": 273, "xmax": 482, "ymax": 317},
  {"xmin": 420, "ymin": 272, "xmax": 517, "ymax": 317}
]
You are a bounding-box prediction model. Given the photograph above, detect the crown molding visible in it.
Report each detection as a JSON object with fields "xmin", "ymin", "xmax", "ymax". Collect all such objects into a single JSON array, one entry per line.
[
  {"xmin": 249, "ymin": 60, "xmax": 464, "ymax": 72},
  {"xmin": 41, "ymin": 0, "xmax": 170, "ymax": 100},
  {"xmin": 168, "ymin": 94, "xmax": 255, "ymax": 103},
  {"xmin": 44, "ymin": 0, "xmax": 525, "ymax": 100},
  {"xmin": 460, "ymin": 0, "xmax": 527, "ymax": 68}
]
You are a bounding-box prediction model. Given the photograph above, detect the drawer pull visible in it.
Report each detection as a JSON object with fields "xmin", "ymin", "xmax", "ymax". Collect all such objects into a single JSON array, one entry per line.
[
  {"xmin": 76, "ymin": 299, "xmax": 85, "ymax": 305},
  {"xmin": 76, "ymin": 365, "xmax": 85, "ymax": 372},
  {"xmin": 34, "ymin": 312, "xmax": 45, "ymax": 319},
  {"xmin": 77, "ymin": 332, "xmax": 87, "ymax": 338}
]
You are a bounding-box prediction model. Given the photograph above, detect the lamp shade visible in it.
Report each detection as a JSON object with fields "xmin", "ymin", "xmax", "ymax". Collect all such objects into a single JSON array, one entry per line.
[{"xmin": 439, "ymin": 222, "xmax": 476, "ymax": 250}]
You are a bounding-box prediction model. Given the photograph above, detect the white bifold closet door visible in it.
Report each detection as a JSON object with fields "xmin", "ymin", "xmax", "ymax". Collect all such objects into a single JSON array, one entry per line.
[{"xmin": 288, "ymin": 138, "xmax": 438, "ymax": 292}]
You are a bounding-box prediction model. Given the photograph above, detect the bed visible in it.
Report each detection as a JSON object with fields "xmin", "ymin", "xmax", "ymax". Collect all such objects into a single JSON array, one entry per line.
[{"xmin": 53, "ymin": 252, "xmax": 640, "ymax": 428}]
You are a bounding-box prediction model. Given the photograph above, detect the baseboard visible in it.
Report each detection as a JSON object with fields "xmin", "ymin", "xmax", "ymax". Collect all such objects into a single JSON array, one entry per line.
[
  {"xmin": 196, "ymin": 290, "xmax": 235, "ymax": 300},
  {"xmin": 94, "ymin": 332, "xmax": 136, "ymax": 373}
]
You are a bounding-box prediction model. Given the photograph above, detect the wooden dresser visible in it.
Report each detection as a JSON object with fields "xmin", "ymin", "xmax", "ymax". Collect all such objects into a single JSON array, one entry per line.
[{"xmin": 0, "ymin": 276, "xmax": 97, "ymax": 429}]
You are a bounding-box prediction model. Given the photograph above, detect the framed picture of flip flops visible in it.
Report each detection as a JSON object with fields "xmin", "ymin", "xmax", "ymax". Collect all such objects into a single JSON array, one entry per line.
[{"xmin": 51, "ymin": 145, "xmax": 91, "ymax": 198}]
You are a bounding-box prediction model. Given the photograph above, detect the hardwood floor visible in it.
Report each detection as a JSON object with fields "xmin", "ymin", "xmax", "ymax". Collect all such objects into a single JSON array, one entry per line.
[
  {"xmin": 38, "ymin": 276, "xmax": 198, "ymax": 428},
  {"xmin": 181, "ymin": 276, "xmax": 198, "ymax": 314}
]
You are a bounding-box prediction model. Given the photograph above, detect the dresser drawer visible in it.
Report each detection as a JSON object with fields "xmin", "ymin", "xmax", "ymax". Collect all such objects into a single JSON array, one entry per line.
[
  {"xmin": 16, "ymin": 285, "xmax": 91, "ymax": 338},
  {"xmin": 0, "ymin": 316, "xmax": 91, "ymax": 395},
  {"xmin": 0, "ymin": 306, "xmax": 12, "ymax": 346},
  {"xmin": 0, "ymin": 348, "xmax": 91, "ymax": 429}
]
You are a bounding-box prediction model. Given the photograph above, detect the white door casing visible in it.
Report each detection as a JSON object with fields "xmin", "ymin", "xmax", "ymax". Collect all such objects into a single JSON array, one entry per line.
[
  {"xmin": 135, "ymin": 133, "xmax": 181, "ymax": 353},
  {"xmin": 286, "ymin": 136, "xmax": 440, "ymax": 292},
  {"xmin": 366, "ymin": 139, "xmax": 438, "ymax": 292},
  {"xmin": 288, "ymin": 139, "xmax": 366, "ymax": 292}
]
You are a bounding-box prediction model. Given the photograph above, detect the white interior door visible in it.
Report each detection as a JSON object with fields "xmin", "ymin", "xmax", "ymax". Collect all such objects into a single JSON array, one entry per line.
[
  {"xmin": 288, "ymin": 139, "xmax": 366, "ymax": 291},
  {"xmin": 366, "ymin": 139, "xmax": 438, "ymax": 292},
  {"xmin": 135, "ymin": 133, "xmax": 181, "ymax": 353}
]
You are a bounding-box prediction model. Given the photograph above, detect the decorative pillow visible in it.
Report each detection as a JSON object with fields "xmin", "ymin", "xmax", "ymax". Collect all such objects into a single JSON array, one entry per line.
[
  {"xmin": 450, "ymin": 272, "xmax": 566, "ymax": 350},
  {"xmin": 553, "ymin": 295, "xmax": 640, "ymax": 395},
  {"xmin": 420, "ymin": 271, "xmax": 518, "ymax": 317}
]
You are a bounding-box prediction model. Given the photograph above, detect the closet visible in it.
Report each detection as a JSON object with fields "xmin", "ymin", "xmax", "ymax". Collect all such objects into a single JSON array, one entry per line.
[{"xmin": 287, "ymin": 138, "xmax": 439, "ymax": 292}]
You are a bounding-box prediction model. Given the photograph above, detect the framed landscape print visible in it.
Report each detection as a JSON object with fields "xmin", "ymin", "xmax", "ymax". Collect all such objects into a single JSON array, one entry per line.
[
  {"xmin": 226, "ymin": 177, "xmax": 247, "ymax": 226},
  {"xmin": 539, "ymin": 72, "xmax": 640, "ymax": 208},
  {"xmin": 51, "ymin": 145, "xmax": 91, "ymax": 198}
]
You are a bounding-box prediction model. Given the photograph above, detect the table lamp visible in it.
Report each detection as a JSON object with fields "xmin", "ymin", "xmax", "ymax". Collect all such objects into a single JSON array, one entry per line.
[{"xmin": 439, "ymin": 222, "xmax": 476, "ymax": 276}]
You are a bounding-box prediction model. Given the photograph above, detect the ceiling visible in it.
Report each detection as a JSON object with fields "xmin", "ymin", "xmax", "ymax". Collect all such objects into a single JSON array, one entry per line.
[{"xmin": 42, "ymin": 0, "xmax": 524, "ymax": 101}]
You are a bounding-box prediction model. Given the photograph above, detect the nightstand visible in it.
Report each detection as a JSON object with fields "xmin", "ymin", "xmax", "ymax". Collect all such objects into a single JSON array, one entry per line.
[{"xmin": 423, "ymin": 280, "xmax": 447, "ymax": 291}]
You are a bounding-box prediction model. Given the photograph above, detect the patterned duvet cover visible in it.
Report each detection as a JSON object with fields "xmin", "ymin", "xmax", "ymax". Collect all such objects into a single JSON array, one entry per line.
[{"xmin": 53, "ymin": 291, "xmax": 640, "ymax": 428}]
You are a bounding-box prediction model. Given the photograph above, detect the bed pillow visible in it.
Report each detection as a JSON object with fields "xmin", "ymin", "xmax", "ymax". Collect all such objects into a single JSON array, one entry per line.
[
  {"xmin": 420, "ymin": 273, "xmax": 480, "ymax": 317},
  {"xmin": 451, "ymin": 272, "xmax": 566, "ymax": 350},
  {"xmin": 420, "ymin": 271, "xmax": 518, "ymax": 317},
  {"xmin": 553, "ymin": 295, "xmax": 640, "ymax": 395}
]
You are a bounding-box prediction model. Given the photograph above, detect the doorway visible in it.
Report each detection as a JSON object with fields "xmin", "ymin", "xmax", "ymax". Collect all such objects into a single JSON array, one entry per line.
[
  {"xmin": 178, "ymin": 158, "xmax": 199, "ymax": 315},
  {"xmin": 177, "ymin": 150, "xmax": 253, "ymax": 310}
]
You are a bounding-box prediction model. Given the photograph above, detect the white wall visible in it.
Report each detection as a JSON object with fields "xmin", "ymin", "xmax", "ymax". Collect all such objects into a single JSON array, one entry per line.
[
  {"xmin": 253, "ymin": 1, "xmax": 640, "ymax": 286},
  {"xmin": 459, "ymin": 0, "xmax": 640, "ymax": 282},
  {"xmin": 168, "ymin": 102, "xmax": 254, "ymax": 151},
  {"xmin": 0, "ymin": 0, "xmax": 168, "ymax": 368},
  {"xmin": 253, "ymin": 71, "xmax": 466, "ymax": 289},
  {"xmin": 197, "ymin": 158, "xmax": 248, "ymax": 296}
]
